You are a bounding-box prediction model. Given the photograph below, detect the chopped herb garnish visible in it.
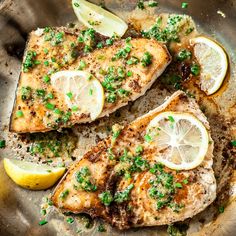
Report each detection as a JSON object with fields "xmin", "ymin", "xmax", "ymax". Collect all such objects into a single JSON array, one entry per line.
[
  {"xmin": 127, "ymin": 71, "xmax": 133, "ymax": 77},
  {"xmin": 177, "ymin": 49, "xmax": 192, "ymax": 61},
  {"xmin": 78, "ymin": 60, "xmax": 86, "ymax": 70},
  {"xmin": 39, "ymin": 219, "xmax": 48, "ymax": 226},
  {"xmin": 72, "ymin": 106, "xmax": 78, "ymax": 112},
  {"xmin": 127, "ymin": 56, "xmax": 139, "ymax": 65},
  {"xmin": 51, "ymin": 57, "xmax": 56, "ymax": 62},
  {"xmin": 114, "ymin": 184, "xmax": 134, "ymax": 203},
  {"xmin": 168, "ymin": 116, "xmax": 175, "ymax": 122},
  {"xmin": 191, "ymin": 64, "xmax": 200, "ymax": 76},
  {"xmin": 97, "ymin": 42, "xmax": 103, "ymax": 49},
  {"xmin": 60, "ymin": 189, "xmax": 69, "ymax": 199},
  {"xmin": 148, "ymin": 1, "xmax": 158, "ymax": 7},
  {"xmin": 75, "ymin": 166, "xmax": 97, "ymax": 192},
  {"xmin": 43, "ymin": 75, "xmax": 51, "ymax": 83},
  {"xmin": 97, "ymin": 223, "xmax": 106, "ymax": 232},
  {"xmin": 137, "ymin": 0, "xmax": 145, "ymax": 10},
  {"xmin": 218, "ymin": 205, "xmax": 224, "ymax": 213},
  {"xmin": 144, "ymin": 134, "xmax": 152, "ymax": 142},
  {"xmin": 66, "ymin": 92, "xmax": 73, "ymax": 100},
  {"xmin": 89, "ymin": 88, "xmax": 93, "ymax": 95},
  {"xmin": 21, "ymin": 86, "xmax": 32, "ymax": 100},
  {"xmin": 0, "ymin": 140, "xmax": 6, "ymax": 148},
  {"xmin": 43, "ymin": 48, "xmax": 49, "ymax": 54},
  {"xmin": 36, "ymin": 89, "xmax": 46, "ymax": 98},
  {"xmin": 231, "ymin": 140, "xmax": 236, "ymax": 147},
  {"xmin": 99, "ymin": 191, "xmax": 113, "ymax": 206},
  {"xmin": 185, "ymin": 27, "xmax": 194, "ymax": 35},
  {"xmin": 106, "ymin": 38, "xmax": 113, "ymax": 45},
  {"xmin": 16, "ymin": 110, "xmax": 24, "ymax": 118},
  {"xmin": 175, "ymin": 182, "xmax": 183, "ymax": 188},
  {"xmin": 74, "ymin": 2, "xmax": 80, "ymax": 7},
  {"xmin": 66, "ymin": 217, "xmax": 74, "ymax": 224},
  {"xmin": 40, "ymin": 209, "xmax": 46, "ymax": 216},
  {"xmin": 182, "ymin": 179, "xmax": 188, "ymax": 184},
  {"xmin": 23, "ymin": 51, "xmax": 38, "ymax": 72},
  {"xmin": 44, "ymin": 60, "xmax": 49, "ymax": 66},
  {"xmin": 54, "ymin": 108, "xmax": 61, "ymax": 115},
  {"xmin": 45, "ymin": 103, "xmax": 55, "ymax": 110},
  {"xmin": 135, "ymin": 145, "xmax": 143, "ymax": 154},
  {"xmin": 181, "ymin": 2, "xmax": 188, "ymax": 8},
  {"xmin": 141, "ymin": 52, "xmax": 152, "ymax": 67}
]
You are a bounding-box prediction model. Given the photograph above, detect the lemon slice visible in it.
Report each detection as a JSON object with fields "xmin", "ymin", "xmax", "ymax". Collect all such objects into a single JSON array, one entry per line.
[
  {"xmin": 72, "ymin": 0, "xmax": 128, "ymax": 37},
  {"xmin": 146, "ymin": 112, "xmax": 209, "ymax": 170},
  {"xmin": 191, "ymin": 36, "xmax": 228, "ymax": 95},
  {"xmin": 51, "ymin": 70, "xmax": 104, "ymax": 121},
  {"xmin": 3, "ymin": 159, "xmax": 65, "ymax": 190}
]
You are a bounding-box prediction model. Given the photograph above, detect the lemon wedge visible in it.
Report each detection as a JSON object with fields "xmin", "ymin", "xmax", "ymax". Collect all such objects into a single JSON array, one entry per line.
[
  {"xmin": 51, "ymin": 70, "xmax": 104, "ymax": 121},
  {"xmin": 146, "ymin": 112, "xmax": 209, "ymax": 170},
  {"xmin": 72, "ymin": 0, "xmax": 128, "ymax": 37},
  {"xmin": 3, "ymin": 159, "xmax": 65, "ymax": 190},
  {"xmin": 191, "ymin": 36, "xmax": 228, "ymax": 95}
]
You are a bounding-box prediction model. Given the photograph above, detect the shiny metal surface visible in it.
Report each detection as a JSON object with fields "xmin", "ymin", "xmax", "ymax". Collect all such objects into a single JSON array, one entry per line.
[{"xmin": 0, "ymin": 0, "xmax": 236, "ymax": 235}]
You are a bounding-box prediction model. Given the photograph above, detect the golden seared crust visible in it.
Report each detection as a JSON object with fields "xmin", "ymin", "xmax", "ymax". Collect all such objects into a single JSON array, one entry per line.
[
  {"xmin": 10, "ymin": 28, "xmax": 171, "ymax": 133},
  {"xmin": 52, "ymin": 91, "xmax": 216, "ymax": 230}
]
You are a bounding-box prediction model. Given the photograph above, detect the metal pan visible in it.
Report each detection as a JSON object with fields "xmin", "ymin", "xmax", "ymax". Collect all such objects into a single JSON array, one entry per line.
[{"xmin": 0, "ymin": 0, "xmax": 235, "ymax": 235}]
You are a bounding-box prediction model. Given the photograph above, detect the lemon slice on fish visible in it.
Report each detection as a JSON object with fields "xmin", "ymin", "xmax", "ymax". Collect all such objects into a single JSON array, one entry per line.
[
  {"xmin": 51, "ymin": 70, "xmax": 104, "ymax": 121},
  {"xmin": 191, "ymin": 36, "xmax": 228, "ymax": 95},
  {"xmin": 3, "ymin": 159, "xmax": 65, "ymax": 190},
  {"xmin": 72, "ymin": 0, "xmax": 128, "ymax": 37},
  {"xmin": 146, "ymin": 112, "xmax": 209, "ymax": 170}
]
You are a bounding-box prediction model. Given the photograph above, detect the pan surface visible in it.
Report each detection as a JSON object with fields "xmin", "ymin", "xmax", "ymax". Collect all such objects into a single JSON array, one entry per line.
[{"xmin": 0, "ymin": 0, "xmax": 235, "ymax": 235}]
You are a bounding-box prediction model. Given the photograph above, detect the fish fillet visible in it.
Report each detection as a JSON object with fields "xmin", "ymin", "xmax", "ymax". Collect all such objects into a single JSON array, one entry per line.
[
  {"xmin": 10, "ymin": 27, "xmax": 171, "ymax": 133},
  {"xmin": 52, "ymin": 90, "xmax": 216, "ymax": 229}
]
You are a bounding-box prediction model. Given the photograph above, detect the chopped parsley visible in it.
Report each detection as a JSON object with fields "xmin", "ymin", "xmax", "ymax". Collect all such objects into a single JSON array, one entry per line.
[
  {"xmin": 135, "ymin": 145, "xmax": 143, "ymax": 154},
  {"xmin": 60, "ymin": 189, "xmax": 69, "ymax": 199},
  {"xmin": 74, "ymin": 2, "xmax": 80, "ymax": 7},
  {"xmin": 181, "ymin": 2, "xmax": 188, "ymax": 9},
  {"xmin": 114, "ymin": 184, "xmax": 134, "ymax": 203},
  {"xmin": 78, "ymin": 60, "xmax": 86, "ymax": 70},
  {"xmin": 66, "ymin": 217, "xmax": 74, "ymax": 224},
  {"xmin": 23, "ymin": 51, "xmax": 39, "ymax": 72},
  {"xmin": 16, "ymin": 110, "xmax": 24, "ymax": 118},
  {"xmin": 141, "ymin": 52, "xmax": 152, "ymax": 67},
  {"xmin": 177, "ymin": 49, "xmax": 192, "ymax": 61},
  {"xmin": 75, "ymin": 167, "xmax": 97, "ymax": 192},
  {"xmin": 21, "ymin": 86, "xmax": 32, "ymax": 100},
  {"xmin": 231, "ymin": 140, "xmax": 236, "ymax": 147},
  {"xmin": 66, "ymin": 92, "xmax": 73, "ymax": 100},
  {"xmin": 148, "ymin": 1, "xmax": 158, "ymax": 7},
  {"xmin": 45, "ymin": 103, "xmax": 55, "ymax": 110},
  {"xmin": 0, "ymin": 140, "xmax": 6, "ymax": 148},
  {"xmin": 168, "ymin": 116, "xmax": 175, "ymax": 122},
  {"xmin": 97, "ymin": 223, "xmax": 106, "ymax": 232},
  {"xmin": 43, "ymin": 75, "xmax": 51, "ymax": 83},
  {"xmin": 190, "ymin": 64, "xmax": 200, "ymax": 76},
  {"xmin": 137, "ymin": 0, "xmax": 145, "ymax": 10},
  {"xmin": 144, "ymin": 134, "xmax": 152, "ymax": 142},
  {"xmin": 127, "ymin": 71, "xmax": 133, "ymax": 77},
  {"xmin": 175, "ymin": 182, "xmax": 183, "ymax": 188},
  {"xmin": 218, "ymin": 205, "xmax": 224, "ymax": 213},
  {"xmin": 39, "ymin": 219, "xmax": 48, "ymax": 226},
  {"xmin": 99, "ymin": 191, "xmax": 113, "ymax": 206}
]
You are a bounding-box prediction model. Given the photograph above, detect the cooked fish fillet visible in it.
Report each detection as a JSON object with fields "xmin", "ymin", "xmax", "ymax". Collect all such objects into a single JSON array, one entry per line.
[
  {"xmin": 10, "ymin": 27, "xmax": 171, "ymax": 133},
  {"xmin": 52, "ymin": 90, "xmax": 216, "ymax": 230}
]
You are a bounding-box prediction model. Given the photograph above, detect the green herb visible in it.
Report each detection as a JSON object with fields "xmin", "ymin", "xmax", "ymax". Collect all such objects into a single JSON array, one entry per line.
[
  {"xmin": 45, "ymin": 93, "xmax": 54, "ymax": 100},
  {"xmin": 185, "ymin": 27, "xmax": 194, "ymax": 35},
  {"xmin": 62, "ymin": 111, "xmax": 72, "ymax": 123},
  {"xmin": 106, "ymin": 38, "xmax": 114, "ymax": 45},
  {"xmin": 127, "ymin": 71, "xmax": 133, "ymax": 77},
  {"xmin": 54, "ymin": 108, "xmax": 61, "ymax": 115},
  {"xmin": 44, "ymin": 60, "xmax": 49, "ymax": 66},
  {"xmin": 135, "ymin": 145, "xmax": 143, "ymax": 154},
  {"xmin": 51, "ymin": 57, "xmax": 56, "ymax": 62},
  {"xmin": 0, "ymin": 140, "xmax": 6, "ymax": 148},
  {"xmin": 44, "ymin": 27, "xmax": 51, "ymax": 33},
  {"xmin": 97, "ymin": 42, "xmax": 103, "ymax": 48},
  {"xmin": 177, "ymin": 49, "xmax": 192, "ymax": 61},
  {"xmin": 66, "ymin": 92, "xmax": 73, "ymax": 100},
  {"xmin": 175, "ymin": 182, "xmax": 183, "ymax": 188},
  {"xmin": 167, "ymin": 224, "xmax": 188, "ymax": 236},
  {"xmin": 21, "ymin": 86, "xmax": 32, "ymax": 100},
  {"xmin": 126, "ymin": 56, "xmax": 139, "ymax": 65},
  {"xmin": 84, "ymin": 45, "xmax": 92, "ymax": 53},
  {"xmin": 141, "ymin": 52, "xmax": 152, "ymax": 67},
  {"xmin": 23, "ymin": 51, "xmax": 39, "ymax": 72},
  {"xmin": 181, "ymin": 2, "xmax": 188, "ymax": 8},
  {"xmin": 114, "ymin": 184, "xmax": 134, "ymax": 203},
  {"xmin": 74, "ymin": 2, "xmax": 80, "ymax": 7},
  {"xmin": 168, "ymin": 116, "xmax": 175, "ymax": 122},
  {"xmin": 72, "ymin": 106, "xmax": 78, "ymax": 112},
  {"xmin": 124, "ymin": 172, "xmax": 131, "ymax": 179},
  {"xmin": 39, "ymin": 219, "xmax": 48, "ymax": 226},
  {"xmin": 99, "ymin": 191, "xmax": 113, "ymax": 206},
  {"xmin": 97, "ymin": 224, "xmax": 106, "ymax": 232},
  {"xmin": 89, "ymin": 89, "xmax": 93, "ymax": 95},
  {"xmin": 130, "ymin": 156, "xmax": 149, "ymax": 173},
  {"xmin": 75, "ymin": 167, "xmax": 97, "ymax": 192},
  {"xmin": 43, "ymin": 48, "xmax": 49, "ymax": 54},
  {"xmin": 148, "ymin": 1, "xmax": 158, "ymax": 7},
  {"xmin": 43, "ymin": 75, "xmax": 51, "ymax": 83},
  {"xmin": 112, "ymin": 129, "xmax": 121, "ymax": 142},
  {"xmin": 231, "ymin": 140, "xmax": 236, "ymax": 146},
  {"xmin": 144, "ymin": 134, "xmax": 152, "ymax": 142},
  {"xmin": 52, "ymin": 32, "xmax": 64, "ymax": 45},
  {"xmin": 118, "ymin": 88, "xmax": 129, "ymax": 96},
  {"xmin": 137, "ymin": 0, "xmax": 145, "ymax": 10},
  {"xmin": 78, "ymin": 60, "xmax": 86, "ymax": 70},
  {"xmin": 218, "ymin": 205, "xmax": 224, "ymax": 213},
  {"xmin": 60, "ymin": 189, "xmax": 69, "ymax": 199},
  {"xmin": 36, "ymin": 89, "xmax": 46, "ymax": 98},
  {"xmin": 40, "ymin": 209, "xmax": 46, "ymax": 216},
  {"xmin": 16, "ymin": 110, "xmax": 24, "ymax": 118},
  {"xmin": 45, "ymin": 103, "xmax": 55, "ymax": 110},
  {"xmin": 66, "ymin": 217, "xmax": 74, "ymax": 224},
  {"xmin": 191, "ymin": 64, "xmax": 200, "ymax": 76},
  {"xmin": 182, "ymin": 179, "xmax": 188, "ymax": 184}
]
